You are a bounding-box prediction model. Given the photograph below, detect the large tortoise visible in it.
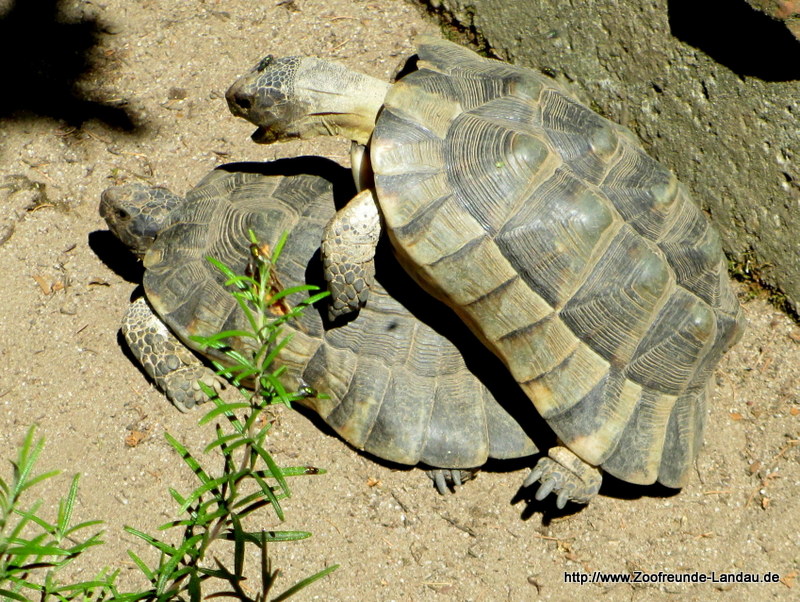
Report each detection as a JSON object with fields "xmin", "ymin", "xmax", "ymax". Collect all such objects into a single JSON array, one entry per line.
[
  {"xmin": 225, "ymin": 36, "xmax": 745, "ymax": 505},
  {"xmin": 100, "ymin": 161, "xmax": 537, "ymax": 493}
]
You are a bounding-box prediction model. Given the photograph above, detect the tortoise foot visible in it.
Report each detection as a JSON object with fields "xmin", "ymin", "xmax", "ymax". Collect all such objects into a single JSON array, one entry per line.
[
  {"xmin": 162, "ymin": 365, "xmax": 224, "ymax": 412},
  {"xmin": 427, "ymin": 468, "xmax": 479, "ymax": 495},
  {"xmin": 524, "ymin": 446, "xmax": 601, "ymax": 508}
]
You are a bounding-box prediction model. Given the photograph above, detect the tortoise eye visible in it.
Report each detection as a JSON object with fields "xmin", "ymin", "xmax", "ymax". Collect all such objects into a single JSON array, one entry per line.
[{"xmin": 115, "ymin": 208, "xmax": 129, "ymax": 220}]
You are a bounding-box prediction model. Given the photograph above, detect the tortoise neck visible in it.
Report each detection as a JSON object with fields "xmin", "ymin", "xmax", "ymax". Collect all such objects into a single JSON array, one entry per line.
[{"xmin": 295, "ymin": 58, "xmax": 390, "ymax": 145}]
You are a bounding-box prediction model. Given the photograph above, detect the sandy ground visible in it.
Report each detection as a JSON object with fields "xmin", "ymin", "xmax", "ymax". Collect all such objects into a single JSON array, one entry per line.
[{"xmin": 0, "ymin": 0, "xmax": 798, "ymax": 600}]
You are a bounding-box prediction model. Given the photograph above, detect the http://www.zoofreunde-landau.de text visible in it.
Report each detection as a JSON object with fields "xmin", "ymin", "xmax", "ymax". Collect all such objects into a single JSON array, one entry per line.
[{"xmin": 564, "ymin": 570, "xmax": 781, "ymax": 585}]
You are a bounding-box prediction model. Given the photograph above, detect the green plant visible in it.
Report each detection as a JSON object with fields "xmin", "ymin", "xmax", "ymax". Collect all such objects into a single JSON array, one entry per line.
[
  {"xmin": 115, "ymin": 231, "xmax": 337, "ymax": 601},
  {"xmin": 0, "ymin": 426, "xmax": 112, "ymax": 600},
  {"xmin": 0, "ymin": 231, "xmax": 337, "ymax": 601},
  {"xmin": 196, "ymin": 231, "xmax": 329, "ymax": 407}
]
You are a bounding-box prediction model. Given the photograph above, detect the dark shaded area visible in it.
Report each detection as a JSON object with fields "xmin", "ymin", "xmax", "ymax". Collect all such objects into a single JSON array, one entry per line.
[
  {"xmin": 89, "ymin": 230, "xmax": 145, "ymax": 284},
  {"xmin": 0, "ymin": 0, "xmax": 136, "ymax": 128},
  {"xmin": 598, "ymin": 472, "xmax": 682, "ymax": 502},
  {"xmin": 214, "ymin": 157, "xmax": 357, "ymax": 203},
  {"xmin": 668, "ymin": 0, "xmax": 800, "ymax": 81},
  {"xmin": 514, "ymin": 473, "xmax": 681, "ymax": 522},
  {"xmin": 392, "ymin": 53, "xmax": 419, "ymax": 82}
]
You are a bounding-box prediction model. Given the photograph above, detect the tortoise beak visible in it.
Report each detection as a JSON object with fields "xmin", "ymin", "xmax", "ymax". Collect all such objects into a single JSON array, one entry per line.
[{"xmin": 251, "ymin": 126, "xmax": 279, "ymax": 144}]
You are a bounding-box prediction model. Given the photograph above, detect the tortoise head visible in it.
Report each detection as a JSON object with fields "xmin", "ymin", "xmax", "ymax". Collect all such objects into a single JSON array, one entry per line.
[
  {"xmin": 226, "ymin": 54, "xmax": 390, "ymax": 145},
  {"xmin": 100, "ymin": 183, "xmax": 183, "ymax": 258}
]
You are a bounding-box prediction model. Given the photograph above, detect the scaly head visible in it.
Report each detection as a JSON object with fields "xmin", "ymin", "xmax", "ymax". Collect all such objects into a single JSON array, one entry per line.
[
  {"xmin": 99, "ymin": 183, "xmax": 183, "ymax": 258},
  {"xmin": 226, "ymin": 54, "xmax": 390, "ymax": 146}
]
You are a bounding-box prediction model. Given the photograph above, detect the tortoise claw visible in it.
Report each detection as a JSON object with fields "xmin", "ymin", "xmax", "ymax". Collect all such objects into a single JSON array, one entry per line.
[
  {"xmin": 427, "ymin": 468, "xmax": 478, "ymax": 494},
  {"xmin": 526, "ymin": 465, "xmax": 544, "ymax": 485},
  {"xmin": 432, "ymin": 470, "xmax": 448, "ymax": 495},
  {"xmin": 535, "ymin": 477, "xmax": 557, "ymax": 501}
]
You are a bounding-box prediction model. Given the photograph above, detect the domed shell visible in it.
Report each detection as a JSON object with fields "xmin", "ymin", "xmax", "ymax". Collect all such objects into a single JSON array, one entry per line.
[
  {"xmin": 370, "ymin": 37, "xmax": 745, "ymax": 488},
  {"xmin": 142, "ymin": 164, "xmax": 536, "ymax": 469}
]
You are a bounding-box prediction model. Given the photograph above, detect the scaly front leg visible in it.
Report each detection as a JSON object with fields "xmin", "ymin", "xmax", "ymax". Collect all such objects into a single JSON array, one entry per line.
[
  {"xmin": 321, "ymin": 188, "xmax": 381, "ymax": 320},
  {"xmin": 121, "ymin": 297, "xmax": 224, "ymax": 411}
]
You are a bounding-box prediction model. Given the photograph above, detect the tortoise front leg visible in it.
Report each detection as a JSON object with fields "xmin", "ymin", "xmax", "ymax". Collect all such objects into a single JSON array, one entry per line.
[
  {"xmin": 321, "ymin": 188, "xmax": 381, "ymax": 320},
  {"xmin": 121, "ymin": 297, "xmax": 223, "ymax": 412}
]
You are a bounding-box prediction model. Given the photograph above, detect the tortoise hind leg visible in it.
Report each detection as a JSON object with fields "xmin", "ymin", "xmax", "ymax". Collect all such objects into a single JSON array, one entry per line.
[
  {"xmin": 524, "ymin": 446, "xmax": 602, "ymax": 508},
  {"xmin": 321, "ymin": 189, "xmax": 380, "ymax": 320},
  {"xmin": 121, "ymin": 297, "xmax": 223, "ymax": 412}
]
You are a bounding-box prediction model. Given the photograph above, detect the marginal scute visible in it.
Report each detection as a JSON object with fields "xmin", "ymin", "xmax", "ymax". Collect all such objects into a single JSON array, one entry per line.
[
  {"xmin": 625, "ymin": 290, "xmax": 717, "ymax": 394},
  {"xmin": 377, "ymin": 172, "xmax": 452, "ymax": 229},
  {"xmin": 414, "ymin": 34, "xmax": 492, "ymax": 76},
  {"xmin": 526, "ymin": 342, "xmax": 609, "ymax": 419},
  {"xmin": 362, "ymin": 364, "xmax": 437, "ymax": 464},
  {"xmin": 370, "ymin": 138, "xmax": 444, "ymax": 178},
  {"xmin": 598, "ymin": 386, "xmax": 677, "ymax": 485},
  {"xmin": 552, "ymin": 375, "xmax": 644, "ymax": 466},
  {"xmin": 602, "ymin": 147, "xmax": 680, "ymax": 240},
  {"xmin": 462, "ymin": 275, "xmax": 553, "ymax": 342},
  {"xmin": 659, "ymin": 210, "xmax": 726, "ymax": 308},
  {"xmin": 382, "ymin": 79, "xmax": 462, "ymax": 140},
  {"xmin": 371, "ymin": 108, "xmax": 441, "ymax": 159},
  {"xmin": 421, "ymin": 235, "xmax": 519, "ymax": 305},
  {"xmin": 657, "ymin": 384, "xmax": 707, "ymax": 487},
  {"xmin": 392, "ymin": 193, "xmax": 485, "ymax": 266},
  {"xmin": 143, "ymin": 248, "xmax": 163, "ymax": 269},
  {"xmin": 319, "ymin": 353, "xmax": 383, "ymax": 447},
  {"xmin": 419, "ymin": 375, "xmax": 496, "ymax": 467}
]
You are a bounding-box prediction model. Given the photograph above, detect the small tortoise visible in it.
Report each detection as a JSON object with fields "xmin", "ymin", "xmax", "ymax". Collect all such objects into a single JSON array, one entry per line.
[
  {"xmin": 100, "ymin": 161, "xmax": 537, "ymax": 493},
  {"xmin": 226, "ymin": 36, "xmax": 745, "ymax": 505}
]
